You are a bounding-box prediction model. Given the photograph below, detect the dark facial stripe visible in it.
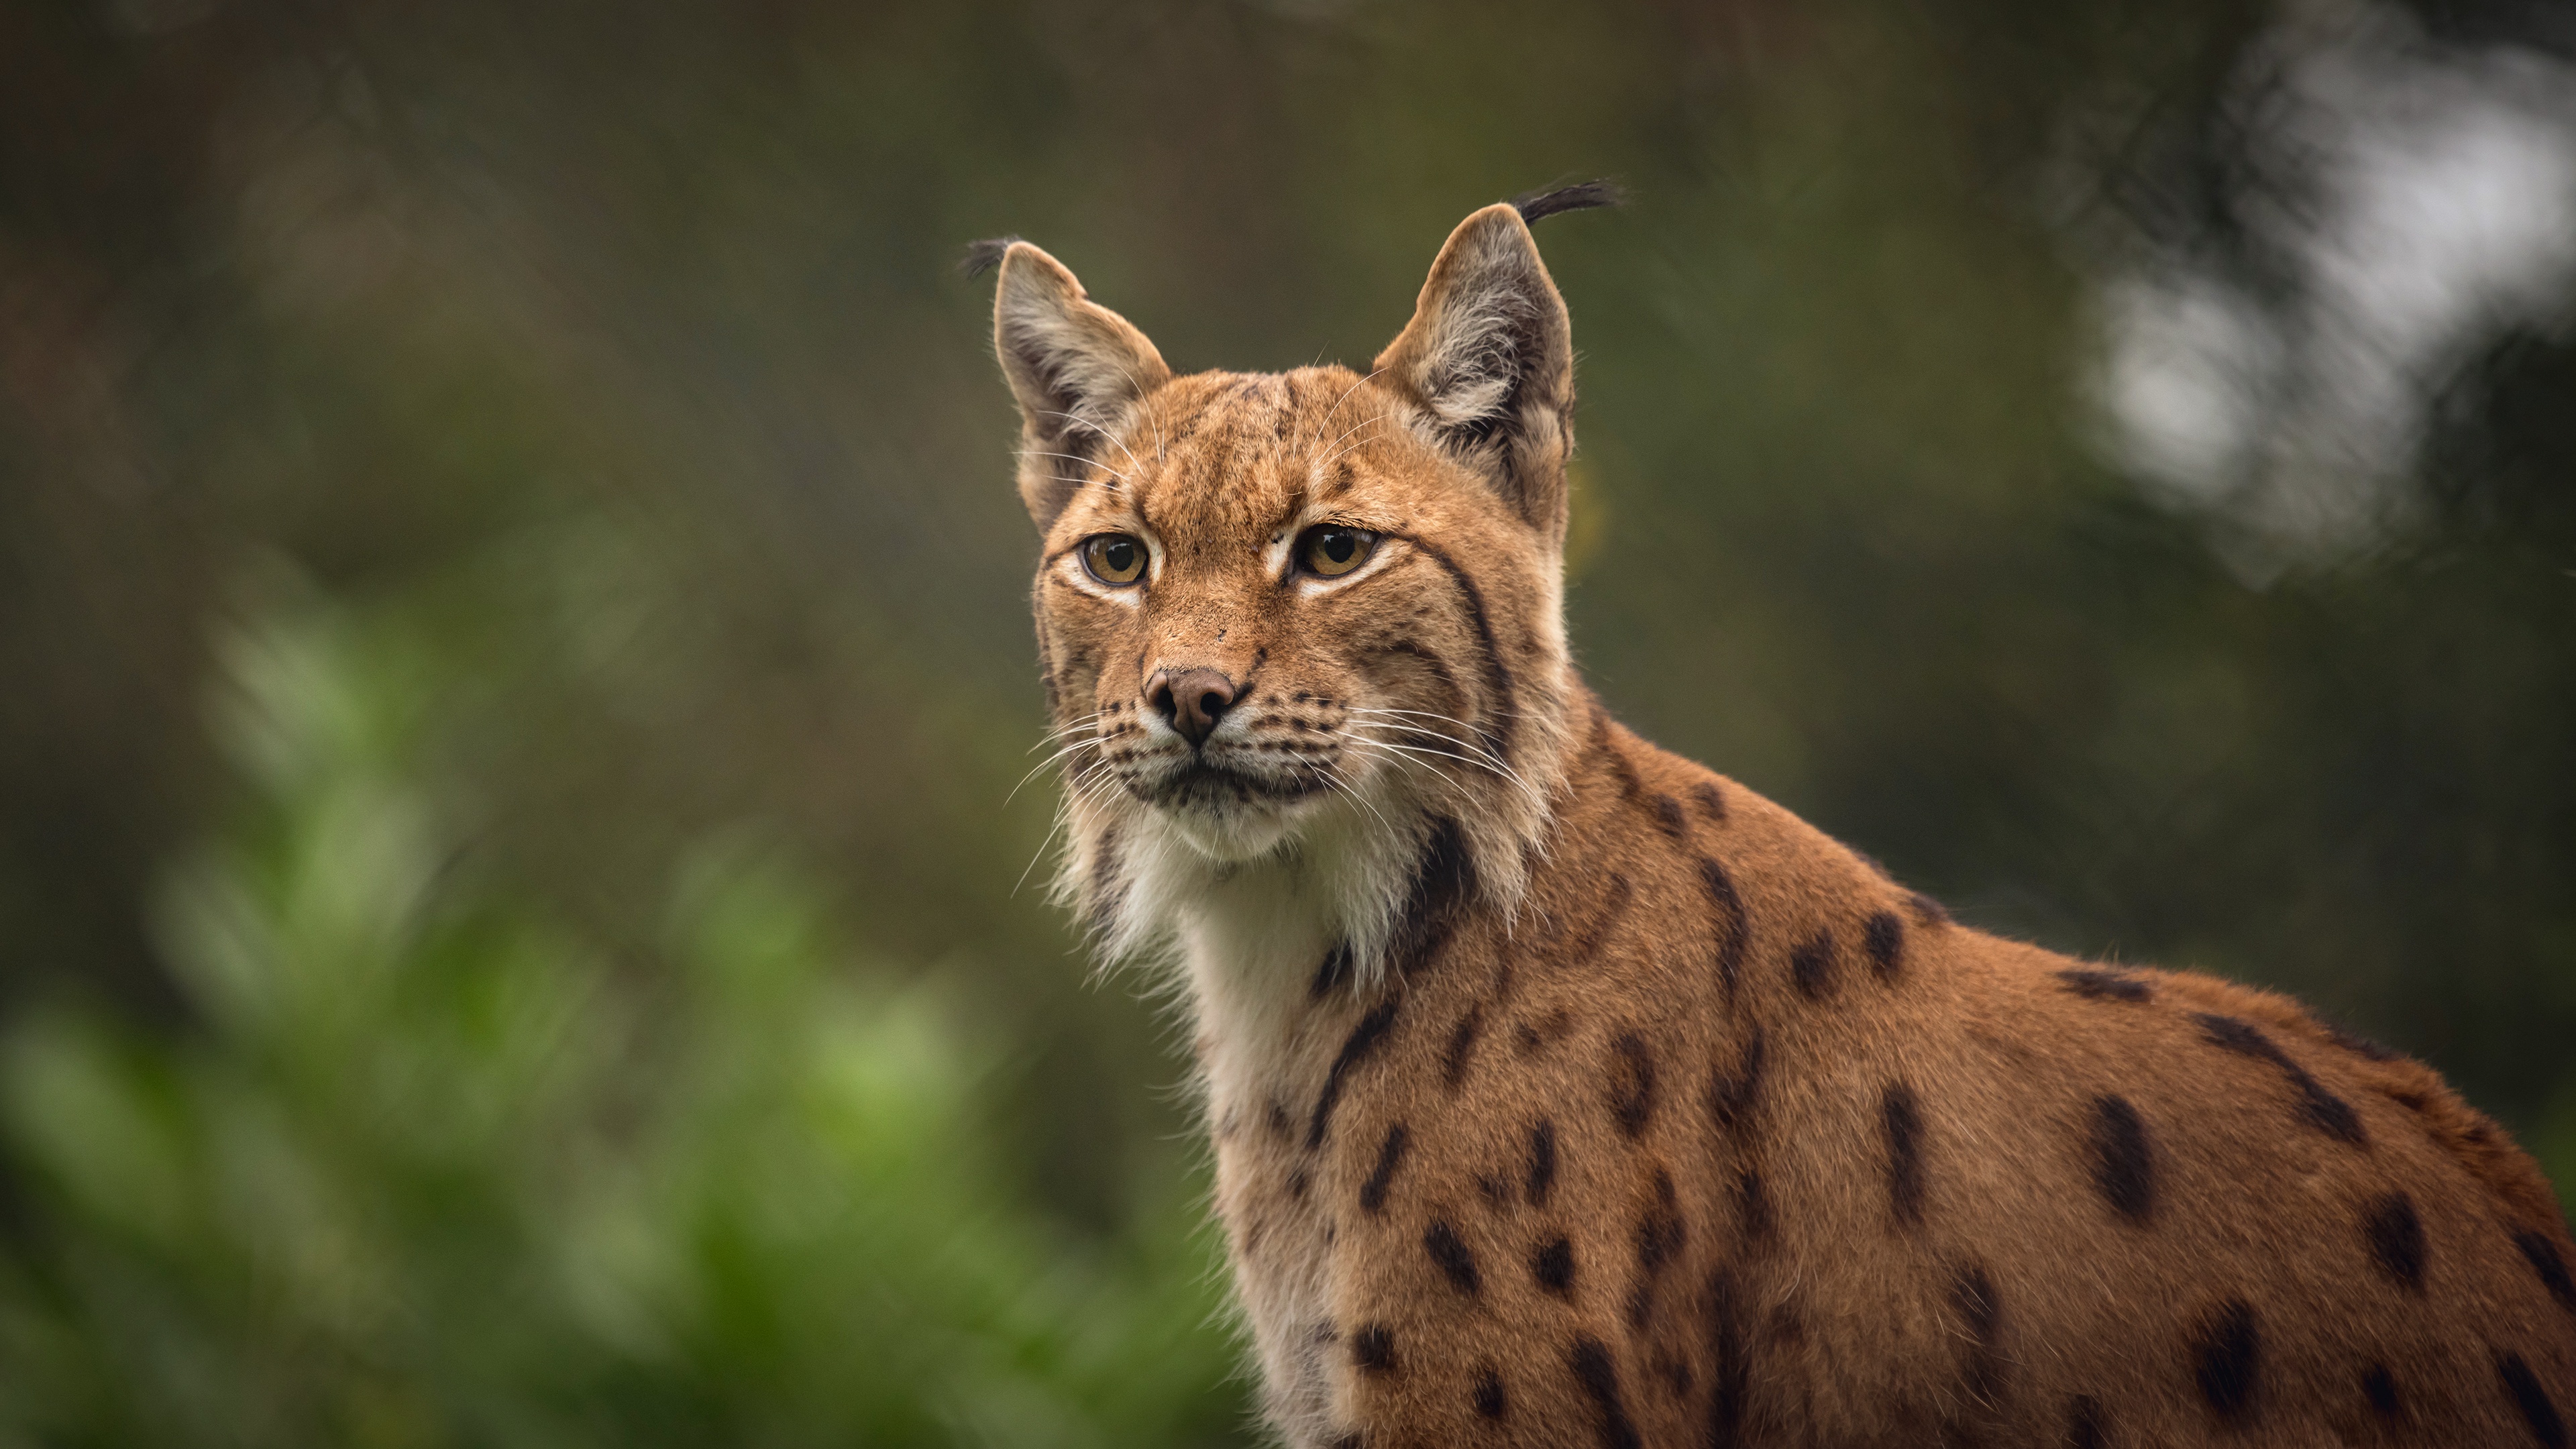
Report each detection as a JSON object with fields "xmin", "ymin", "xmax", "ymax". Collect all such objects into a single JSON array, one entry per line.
[
  {"xmin": 1359, "ymin": 1123, "xmax": 1409, "ymax": 1213},
  {"xmin": 1425, "ymin": 1220, "xmax": 1483, "ymax": 1297},
  {"xmin": 2190, "ymin": 1297, "xmax": 2261, "ymax": 1421},
  {"xmin": 1566, "ymin": 1335, "xmax": 1644, "ymax": 1449},
  {"xmin": 1305, "ymin": 998, "xmax": 1401, "ymax": 1148},
  {"xmin": 1864, "ymin": 910, "xmax": 1904, "ymax": 981},
  {"xmin": 1357, "ymin": 637, "xmax": 1465, "ymax": 713},
  {"xmin": 1525, "ymin": 1118, "xmax": 1558, "ymax": 1206},
  {"xmin": 1883, "ymin": 1082, "xmax": 1927, "ymax": 1229},
  {"xmin": 2056, "ymin": 968, "xmax": 2151, "ymax": 1002},
  {"xmin": 1387, "ymin": 532, "xmax": 1515, "ymax": 763},
  {"xmin": 1352, "ymin": 1322, "xmax": 1397, "ymax": 1375},
  {"xmin": 2194, "ymin": 1013, "xmax": 2369, "ymax": 1147},
  {"xmin": 2500, "ymin": 1351, "xmax": 2568, "ymax": 1448},
  {"xmin": 2361, "ymin": 1191, "xmax": 2427, "ymax": 1291},
  {"xmin": 2088, "ymin": 1094, "xmax": 2156, "ymax": 1224},
  {"xmin": 1607, "ymin": 1031, "xmax": 1657, "ymax": 1137}
]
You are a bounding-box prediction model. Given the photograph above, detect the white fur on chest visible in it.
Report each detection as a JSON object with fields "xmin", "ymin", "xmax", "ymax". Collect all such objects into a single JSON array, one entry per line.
[{"xmin": 1178, "ymin": 866, "xmax": 1360, "ymax": 1448}]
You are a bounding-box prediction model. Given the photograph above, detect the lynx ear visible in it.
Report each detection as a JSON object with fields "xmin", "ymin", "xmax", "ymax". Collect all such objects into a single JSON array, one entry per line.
[
  {"xmin": 1373, "ymin": 204, "xmax": 1576, "ymax": 532},
  {"xmin": 987, "ymin": 241, "xmax": 1171, "ymax": 530}
]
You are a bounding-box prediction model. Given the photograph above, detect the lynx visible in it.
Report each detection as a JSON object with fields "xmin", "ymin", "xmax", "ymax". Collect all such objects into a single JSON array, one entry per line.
[{"xmin": 975, "ymin": 186, "xmax": 2576, "ymax": 1447}]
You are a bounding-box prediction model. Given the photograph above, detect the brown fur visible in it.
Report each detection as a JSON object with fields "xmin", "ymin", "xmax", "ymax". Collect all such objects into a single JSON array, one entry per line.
[{"xmin": 983, "ymin": 203, "xmax": 2576, "ymax": 1447}]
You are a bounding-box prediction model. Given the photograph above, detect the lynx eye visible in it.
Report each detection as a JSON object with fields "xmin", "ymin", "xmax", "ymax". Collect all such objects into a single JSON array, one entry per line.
[
  {"xmin": 1081, "ymin": 533, "xmax": 1147, "ymax": 586},
  {"xmin": 1298, "ymin": 526, "xmax": 1377, "ymax": 578}
]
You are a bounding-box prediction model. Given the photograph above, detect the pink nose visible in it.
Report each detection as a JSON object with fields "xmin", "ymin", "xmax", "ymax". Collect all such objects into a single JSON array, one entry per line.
[{"xmin": 1146, "ymin": 668, "xmax": 1238, "ymax": 747}]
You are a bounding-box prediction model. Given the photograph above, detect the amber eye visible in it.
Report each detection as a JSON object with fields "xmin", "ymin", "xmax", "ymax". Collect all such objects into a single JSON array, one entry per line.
[
  {"xmin": 1298, "ymin": 526, "xmax": 1376, "ymax": 578},
  {"xmin": 1081, "ymin": 534, "xmax": 1147, "ymax": 586}
]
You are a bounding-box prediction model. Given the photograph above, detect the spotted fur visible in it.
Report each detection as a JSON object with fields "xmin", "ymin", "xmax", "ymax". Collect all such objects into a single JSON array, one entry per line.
[{"xmin": 983, "ymin": 200, "xmax": 2576, "ymax": 1446}]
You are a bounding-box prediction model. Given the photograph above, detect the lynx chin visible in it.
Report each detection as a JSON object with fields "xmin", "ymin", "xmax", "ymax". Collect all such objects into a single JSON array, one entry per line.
[{"xmin": 973, "ymin": 184, "xmax": 2575, "ymax": 1448}]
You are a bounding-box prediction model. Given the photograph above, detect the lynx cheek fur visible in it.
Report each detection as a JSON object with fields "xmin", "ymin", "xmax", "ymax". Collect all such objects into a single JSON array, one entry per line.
[{"xmin": 978, "ymin": 191, "xmax": 2576, "ymax": 1448}]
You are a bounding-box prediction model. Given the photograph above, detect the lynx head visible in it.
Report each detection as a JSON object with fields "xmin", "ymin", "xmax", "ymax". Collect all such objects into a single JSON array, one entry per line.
[{"xmin": 985, "ymin": 189, "xmax": 1612, "ymax": 981}]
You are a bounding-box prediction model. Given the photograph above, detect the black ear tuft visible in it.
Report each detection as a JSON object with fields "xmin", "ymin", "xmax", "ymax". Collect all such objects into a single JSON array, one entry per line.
[
  {"xmin": 1510, "ymin": 180, "xmax": 1625, "ymax": 225},
  {"xmin": 959, "ymin": 235, "xmax": 1022, "ymax": 280}
]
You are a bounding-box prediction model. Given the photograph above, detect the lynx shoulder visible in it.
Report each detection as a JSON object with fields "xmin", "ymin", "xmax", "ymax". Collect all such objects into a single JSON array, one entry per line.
[{"xmin": 975, "ymin": 188, "xmax": 2576, "ymax": 1448}]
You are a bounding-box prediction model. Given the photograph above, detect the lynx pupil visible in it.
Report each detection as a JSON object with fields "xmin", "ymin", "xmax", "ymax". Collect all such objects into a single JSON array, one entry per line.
[
  {"xmin": 1303, "ymin": 527, "xmax": 1372, "ymax": 577},
  {"xmin": 1083, "ymin": 534, "xmax": 1144, "ymax": 585}
]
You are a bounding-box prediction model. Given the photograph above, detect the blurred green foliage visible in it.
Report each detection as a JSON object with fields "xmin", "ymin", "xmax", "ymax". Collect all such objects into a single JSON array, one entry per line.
[{"xmin": 0, "ymin": 599, "xmax": 1245, "ymax": 1446}]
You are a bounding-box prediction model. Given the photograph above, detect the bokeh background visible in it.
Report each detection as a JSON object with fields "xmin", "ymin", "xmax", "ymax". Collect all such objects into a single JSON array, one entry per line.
[{"xmin": 3, "ymin": 0, "xmax": 2573, "ymax": 1441}]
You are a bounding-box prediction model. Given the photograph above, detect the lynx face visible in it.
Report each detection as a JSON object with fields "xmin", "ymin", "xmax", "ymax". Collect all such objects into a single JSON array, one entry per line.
[{"xmin": 994, "ymin": 206, "xmax": 1587, "ymax": 975}]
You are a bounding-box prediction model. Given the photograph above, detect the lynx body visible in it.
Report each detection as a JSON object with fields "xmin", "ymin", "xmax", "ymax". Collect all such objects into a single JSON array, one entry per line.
[{"xmin": 979, "ymin": 194, "xmax": 2576, "ymax": 1447}]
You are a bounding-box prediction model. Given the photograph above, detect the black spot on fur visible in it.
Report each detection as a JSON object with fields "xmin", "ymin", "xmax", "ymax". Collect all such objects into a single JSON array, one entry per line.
[
  {"xmin": 1288, "ymin": 1167, "xmax": 1309, "ymax": 1201},
  {"xmin": 1306, "ymin": 1000, "xmax": 1401, "ymax": 1149},
  {"xmin": 1709, "ymin": 1026, "xmax": 1767, "ymax": 1131},
  {"xmin": 1949, "ymin": 1262, "xmax": 2009, "ymax": 1423},
  {"xmin": 1560, "ymin": 875, "xmax": 1633, "ymax": 969},
  {"xmin": 1609, "ymin": 1032, "xmax": 1658, "ymax": 1137},
  {"xmin": 1627, "ymin": 1169, "xmax": 1685, "ymax": 1328},
  {"xmin": 1389, "ymin": 816, "xmax": 1476, "ymax": 979},
  {"xmin": 1352, "ymin": 1323, "xmax": 1397, "ymax": 1375},
  {"xmin": 2088, "ymin": 1094, "xmax": 2156, "ymax": 1224},
  {"xmin": 1442, "ymin": 1006, "xmax": 1485, "ymax": 1089},
  {"xmin": 1705, "ymin": 1270, "xmax": 1750, "ymax": 1447},
  {"xmin": 1697, "ymin": 857, "xmax": 1750, "ymax": 998},
  {"xmin": 2063, "ymin": 1395, "xmax": 2108, "ymax": 1449},
  {"xmin": 1789, "ymin": 928, "xmax": 1836, "ymax": 1000},
  {"xmin": 1692, "ymin": 780, "xmax": 1728, "ymax": 821},
  {"xmin": 1567, "ymin": 1335, "xmax": 1644, "ymax": 1449},
  {"xmin": 1526, "ymin": 1119, "xmax": 1558, "ymax": 1206},
  {"xmin": 1882, "ymin": 1083, "xmax": 1927, "ymax": 1229},
  {"xmin": 1310, "ymin": 943, "xmax": 1354, "ymax": 998},
  {"xmin": 1650, "ymin": 792, "xmax": 1688, "ymax": 839},
  {"xmin": 2056, "ymin": 968, "xmax": 2151, "ymax": 1002},
  {"xmin": 2363, "ymin": 1363, "xmax": 2402, "ymax": 1419},
  {"xmin": 1473, "ymin": 1368, "xmax": 1507, "ymax": 1418},
  {"xmin": 2516, "ymin": 1229, "xmax": 2576, "ymax": 1315},
  {"xmin": 1328, "ymin": 1436, "xmax": 1360, "ymax": 1449},
  {"xmin": 1864, "ymin": 910, "xmax": 1904, "ymax": 981},
  {"xmin": 1735, "ymin": 1167, "xmax": 1772, "ymax": 1246},
  {"xmin": 1426, "ymin": 1220, "xmax": 1483, "ymax": 1297},
  {"xmin": 2190, "ymin": 1298, "xmax": 2261, "ymax": 1421},
  {"xmin": 2194, "ymin": 1013, "xmax": 2369, "ymax": 1146},
  {"xmin": 1511, "ymin": 178, "xmax": 1625, "ymax": 224},
  {"xmin": 2502, "ymin": 1352, "xmax": 2569, "ymax": 1446},
  {"xmin": 2362, "ymin": 1191, "xmax": 2427, "ymax": 1291},
  {"xmin": 1360, "ymin": 1124, "xmax": 1409, "ymax": 1214},
  {"xmin": 1266, "ymin": 1099, "xmax": 1293, "ymax": 1142},
  {"xmin": 1533, "ymin": 1235, "xmax": 1576, "ymax": 1295}
]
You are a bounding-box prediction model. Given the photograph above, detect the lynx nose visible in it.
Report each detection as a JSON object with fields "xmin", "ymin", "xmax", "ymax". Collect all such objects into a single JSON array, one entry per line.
[{"xmin": 1147, "ymin": 667, "xmax": 1239, "ymax": 749}]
